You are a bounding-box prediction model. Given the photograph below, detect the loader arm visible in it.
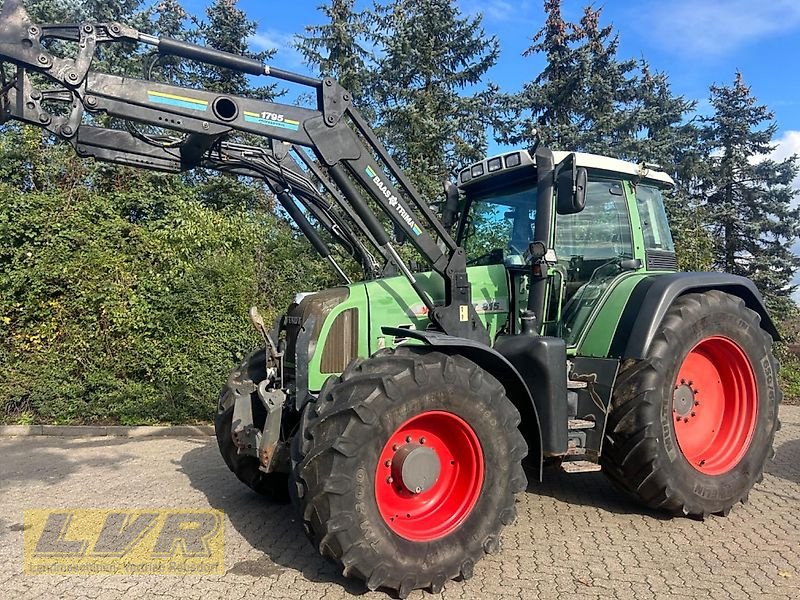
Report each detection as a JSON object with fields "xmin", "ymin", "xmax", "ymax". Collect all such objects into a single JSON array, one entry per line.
[
  {"xmin": 0, "ymin": 0, "xmax": 488, "ymax": 343},
  {"xmin": 69, "ymin": 125, "xmax": 381, "ymax": 281}
]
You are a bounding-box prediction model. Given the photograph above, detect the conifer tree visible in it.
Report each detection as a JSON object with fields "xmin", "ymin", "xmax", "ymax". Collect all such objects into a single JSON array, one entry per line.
[
  {"xmin": 497, "ymin": 1, "xmax": 638, "ymax": 153},
  {"xmin": 370, "ymin": 0, "xmax": 498, "ymax": 200},
  {"xmin": 701, "ymin": 72, "xmax": 800, "ymax": 310},
  {"xmin": 195, "ymin": 0, "xmax": 276, "ymax": 98},
  {"xmin": 296, "ymin": 0, "xmax": 372, "ymax": 112},
  {"xmin": 500, "ymin": 1, "xmax": 713, "ymax": 270}
]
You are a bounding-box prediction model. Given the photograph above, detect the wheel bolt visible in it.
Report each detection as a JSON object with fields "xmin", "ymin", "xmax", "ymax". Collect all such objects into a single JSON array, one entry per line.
[
  {"xmin": 386, "ymin": 476, "xmax": 393, "ymax": 484},
  {"xmin": 691, "ymin": 412, "xmax": 696, "ymax": 417},
  {"xmin": 406, "ymin": 435, "xmax": 412, "ymax": 443},
  {"xmin": 687, "ymin": 380, "xmax": 694, "ymax": 386},
  {"xmin": 683, "ymin": 418, "xmax": 689, "ymax": 423},
  {"xmin": 680, "ymin": 379, "xmax": 686, "ymax": 384},
  {"xmin": 699, "ymin": 460, "xmax": 706, "ymax": 466},
  {"xmin": 419, "ymin": 437, "xmax": 426, "ymax": 444},
  {"xmin": 384, "ymin": 459, "xmax": 391, "ymax": 467},
  {"xmin": 392, "ymin": 444, "xmax": 398, "ymax": 451},
  {"xmin": 694, "ymin": 401, "xmax": 700, "ymax": 406},
  {"xmin": 414, "ymin": 486, "xmax": 422, "ymax": 494}
]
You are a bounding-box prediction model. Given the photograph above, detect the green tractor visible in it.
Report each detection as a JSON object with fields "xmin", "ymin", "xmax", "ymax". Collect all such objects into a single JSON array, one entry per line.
[
  {"xmin": 0, "ymin": 2, "xmax": 780, "ymax": 596},
  {"xmin": 219, "ymin": 149, "xmax": 780, "ymax": 596}
]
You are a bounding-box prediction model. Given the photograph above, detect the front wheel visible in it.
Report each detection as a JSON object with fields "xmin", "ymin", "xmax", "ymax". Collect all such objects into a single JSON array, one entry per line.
[
  {"xmin": 215, "ymin": 348, "xmax": 289, "ymax": 501},
  {"xmin": 601, "ymin": 290, "xmax": 781, "ymax": 517},
  {"xmin": 290, "ymin": 348, "xmax": 527, "ymax": 598}
]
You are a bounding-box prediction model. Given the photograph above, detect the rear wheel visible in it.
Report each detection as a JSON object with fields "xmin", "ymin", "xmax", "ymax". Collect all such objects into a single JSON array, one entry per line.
[
  {"xmin": 290, "ymin": 348, "xmax": 527, "ymax": 598},
  {"xmin": 215, "ymin": 348, "xmax": 288, "ymax": 501},
  {"xmin": 602, "ymin": 291, "xmax": 780, "ymax": 517}
]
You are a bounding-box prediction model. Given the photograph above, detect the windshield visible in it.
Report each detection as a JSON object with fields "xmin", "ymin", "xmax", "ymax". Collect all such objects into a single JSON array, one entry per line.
[{"xmin": 458, "ymin": 182, "xmax": 538, "ymax": 266}]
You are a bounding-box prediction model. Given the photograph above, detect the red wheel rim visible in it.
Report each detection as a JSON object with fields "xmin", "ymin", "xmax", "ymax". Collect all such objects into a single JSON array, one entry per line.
[
  {"xmin": 374, "ymin": 411, "xmax": 484, "ymax": 542},
  {"xmin": 672, "ymin": 336, "xmax": 758, "ymax": 475}
]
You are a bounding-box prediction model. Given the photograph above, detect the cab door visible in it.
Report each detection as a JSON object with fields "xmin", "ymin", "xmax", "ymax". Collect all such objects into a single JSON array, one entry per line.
[{"xmin": 551, "ymin": 176, "xmax": 634, "ymax": 346}]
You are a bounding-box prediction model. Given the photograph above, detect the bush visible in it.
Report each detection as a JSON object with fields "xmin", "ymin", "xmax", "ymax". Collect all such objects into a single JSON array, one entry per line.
[{"xmin": 0, "ymin": 139, "xmax": 334, "ymax": 425}]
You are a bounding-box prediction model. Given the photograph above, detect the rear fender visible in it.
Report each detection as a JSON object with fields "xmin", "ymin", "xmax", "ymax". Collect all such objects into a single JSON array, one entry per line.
[
  {"xmin": 612, "ymin": 272, "xmax": 780, "ymax": 359},
  {"xmin": 382, "ymin": 327, "xmax": 544, "ymax": 481}
]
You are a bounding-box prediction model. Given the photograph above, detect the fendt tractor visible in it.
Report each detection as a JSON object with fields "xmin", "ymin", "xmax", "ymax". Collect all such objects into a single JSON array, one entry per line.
[{"xmin": 0, "ymin": 1, "xmax": 782, "ymax": 596}]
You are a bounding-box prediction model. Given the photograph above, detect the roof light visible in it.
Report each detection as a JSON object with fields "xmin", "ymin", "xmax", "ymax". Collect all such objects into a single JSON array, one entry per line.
[
  {"xmin": 505, "ymin": 152, "xmax": 521, "ymax": 168},
  {"xmin": 471, "ymin": 163, "xmax": 484, "ymax": 177},
  {"xmin": 487, "ymin": 157, "xmax": 502, "ymax": 172}
]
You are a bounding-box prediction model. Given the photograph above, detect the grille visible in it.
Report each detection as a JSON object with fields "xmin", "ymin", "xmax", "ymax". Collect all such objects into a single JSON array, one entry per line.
[
  {"xmin": 284, "ymin": 287, "xmax": 349, "ymax": 366},
  {"xmin": 646, "ymin": 249, "xmax": 678, "ymax": 271},
  {"xmin": 321, "ymin": 309, "xmax": 359, "ymax": 374}
]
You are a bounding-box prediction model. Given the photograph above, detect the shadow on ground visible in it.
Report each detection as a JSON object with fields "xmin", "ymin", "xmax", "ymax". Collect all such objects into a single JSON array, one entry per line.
[
  {"xmin": 526, "ymin": 462, "xmax": 670, "ymax": 519},
  {"xmin": 179, "ymin": 438, "xmax": 672, "ymax": 593},
  {"xmin": 178, "ymin": 441, "xmax": 369, "ymax": 595},
  {"xmin": 0, "ymin": 437, "xmax": 135, "ymax": 486},
  {"xmin": 766, "ymin": 436, "xmax": 800, "ymax": 484}
]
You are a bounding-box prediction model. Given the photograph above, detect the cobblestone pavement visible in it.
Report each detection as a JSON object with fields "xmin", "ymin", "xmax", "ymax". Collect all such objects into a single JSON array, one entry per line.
[{"xmin": 1, "ymin": 406, "xmax": 798, "ymax": 600}]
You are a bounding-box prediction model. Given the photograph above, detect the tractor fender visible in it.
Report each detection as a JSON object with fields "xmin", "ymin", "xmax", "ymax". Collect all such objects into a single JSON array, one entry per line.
[
  {"xmin": 611, "ymin": 272, "xmax": 780, "ymax": 360},
  {"xmin": 382, "ymin": 327, "xmax": 544, "ymax": 481}
]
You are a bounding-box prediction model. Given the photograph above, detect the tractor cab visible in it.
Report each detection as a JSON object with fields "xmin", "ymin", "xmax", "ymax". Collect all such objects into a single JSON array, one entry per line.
[{"xmin": 456, "ymin": 149, "xmax": 677, "ymax": 348}]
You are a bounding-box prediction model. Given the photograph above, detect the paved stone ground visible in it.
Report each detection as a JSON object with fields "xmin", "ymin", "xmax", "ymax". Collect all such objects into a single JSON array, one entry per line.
[{"xmin": 1, "ymin": 406, "xmax": 798, "ymax": 600}]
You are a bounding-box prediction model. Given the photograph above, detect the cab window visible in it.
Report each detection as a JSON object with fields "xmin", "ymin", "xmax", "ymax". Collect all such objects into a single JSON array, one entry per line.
[{"xmin": 636, "ymin": 184, "xmax": 675, "ymax": 252}]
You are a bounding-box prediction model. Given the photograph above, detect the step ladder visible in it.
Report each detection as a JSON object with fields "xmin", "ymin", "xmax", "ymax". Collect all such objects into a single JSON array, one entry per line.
[{"xmin": 560, "ymin": 418, "xmax": 601, "ymax": 473}]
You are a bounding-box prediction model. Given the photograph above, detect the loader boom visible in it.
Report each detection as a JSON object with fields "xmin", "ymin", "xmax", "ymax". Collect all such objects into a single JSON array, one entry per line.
[{"xmin": 0, "ymin": 0, "xmax": 488, "ymax": 343}]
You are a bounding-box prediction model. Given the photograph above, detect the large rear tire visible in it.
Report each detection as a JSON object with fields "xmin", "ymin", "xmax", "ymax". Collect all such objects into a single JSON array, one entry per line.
[
  {"xmin": 601, "ymin": 291, "xmax": 780, "ymax": 517},
  {"xmin": 290, "ymin": 348, "xmax": 527, "ymax": 598},
  {"xmin": 215, "ymin": 348, "xmax": 288, "ymax": 501}
]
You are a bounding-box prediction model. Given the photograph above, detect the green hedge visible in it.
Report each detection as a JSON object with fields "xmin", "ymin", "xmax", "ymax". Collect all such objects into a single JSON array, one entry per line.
[{"xmin": 0, "ymin": 132, "xmax": 334, "ymax": 424}]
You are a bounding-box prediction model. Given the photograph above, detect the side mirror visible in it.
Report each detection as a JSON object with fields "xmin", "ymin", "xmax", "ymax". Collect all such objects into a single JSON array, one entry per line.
[
  {"xmin": 442, "ymin": 180, "xmax": 460, "ymax": 229},
  {"xmin": 555, "ymin": 153, "xmax": 587, "ymax": 215}
]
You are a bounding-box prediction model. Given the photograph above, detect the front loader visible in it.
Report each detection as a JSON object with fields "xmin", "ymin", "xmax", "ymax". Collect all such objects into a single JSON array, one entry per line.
[{"xmin": 0, "ymin": 1, "xmax": 782, "ymax": 596}]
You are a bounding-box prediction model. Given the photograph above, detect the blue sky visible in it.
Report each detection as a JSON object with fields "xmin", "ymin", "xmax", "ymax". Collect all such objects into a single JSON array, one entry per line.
[
  {"xmin": 175, "ymin": 0, "xmax": 800, "ymax": 180},
  {"xmin": 179, "ymin": 0, "xmax": 800, "ymax": 173}
]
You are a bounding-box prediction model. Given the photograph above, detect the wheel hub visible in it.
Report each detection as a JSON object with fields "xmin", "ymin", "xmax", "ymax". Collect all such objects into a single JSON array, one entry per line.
[
  {"xmin": 391, "ymin": 443, "xmax": 441, "ymax": 494},
  {"xmin": 672, "ymin": 382, "xmax": 697, "ymax": 418}
]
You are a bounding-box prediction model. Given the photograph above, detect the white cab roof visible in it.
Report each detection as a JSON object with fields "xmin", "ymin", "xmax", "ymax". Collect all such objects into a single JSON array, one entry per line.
[
  {"xmin": 551, "ymin": 150, "xmax": 674, "ymax": 187},
  {"xmin": 458, "ymin": 149, "xmax": 675, "ymax": 188}
]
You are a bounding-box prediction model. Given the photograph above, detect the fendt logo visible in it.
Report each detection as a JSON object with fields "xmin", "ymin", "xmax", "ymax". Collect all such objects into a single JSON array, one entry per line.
[{"xmin": 24, "ymin": 509, "xmax": 224, "ymax": 575}]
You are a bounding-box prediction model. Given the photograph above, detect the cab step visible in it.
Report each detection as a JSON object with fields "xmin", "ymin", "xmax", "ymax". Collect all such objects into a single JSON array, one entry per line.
[{"xmin": 560, "ymin": 460, "xmax": 602, "ymax": 473}]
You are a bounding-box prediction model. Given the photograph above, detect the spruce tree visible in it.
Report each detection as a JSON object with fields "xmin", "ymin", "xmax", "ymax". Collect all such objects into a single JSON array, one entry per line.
[
  {"xmin": 150, "ymin": 0, "xmax": 197, "ymax": 86},
  {"xmin": 701, "ymin": 72, "xmax": 800, "ymax": 310},
  {"xmin": 296, "ymin": 0, "xmax": 372, "ymax": 112},
  {"xmin": 500, "ymin": 1, "xmax": 713, "ymax": 271},
  {"xmin": 630, "ymin": 63, "xmax": 713, "ymax": 271},
  {"xmin": 498, "ymin": 1, "xmax": 638, "ymax": 153},
  {"xmin": 370, "ymin": 0, "xmax": 498, "ymax": 201},
  {"xmin": 195, "ymin": 0, "xmax": 276, "ymax": 98}
]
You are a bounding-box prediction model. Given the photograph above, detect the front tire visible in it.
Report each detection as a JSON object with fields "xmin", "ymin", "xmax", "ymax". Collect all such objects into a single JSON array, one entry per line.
[
  {"xmin": 215, "ymin": 348, "xmax": 288, "ymax": 501},
  {"xmin": 291, "ymin": 348, "xmax": 527, "ymax": 598},
  {"xmin": 601, "ymin": 291, "xmax": 781, "ymax": 517}
]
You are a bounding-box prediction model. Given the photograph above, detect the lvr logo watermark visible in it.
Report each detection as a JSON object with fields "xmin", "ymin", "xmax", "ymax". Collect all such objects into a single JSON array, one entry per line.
[{"xmin": 24, "ymin": 509, "xmax": 224, "ymax": 574}]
